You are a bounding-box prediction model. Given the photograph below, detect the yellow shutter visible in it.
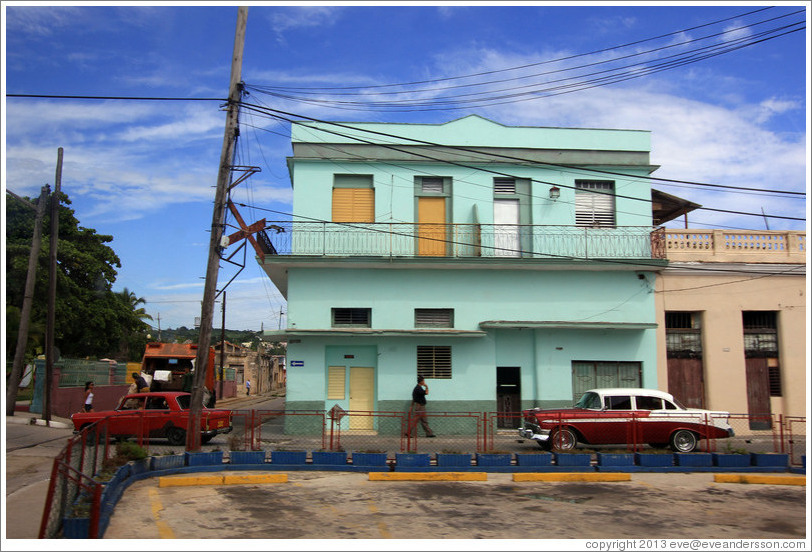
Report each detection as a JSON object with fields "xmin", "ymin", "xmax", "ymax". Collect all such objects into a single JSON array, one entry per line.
[
  {"xmin": 332, "ymin": 188, "xmax": 374, "ymax": 223},
  {"xmin": 327, "ymin": 366, "xmax": 346, "ymax": 400}
]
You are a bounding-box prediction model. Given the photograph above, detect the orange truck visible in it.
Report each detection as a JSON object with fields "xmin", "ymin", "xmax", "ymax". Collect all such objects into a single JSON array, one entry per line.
[{"xmin": 140, "ymin": 343, "xmax": 216, "ymax": 404}]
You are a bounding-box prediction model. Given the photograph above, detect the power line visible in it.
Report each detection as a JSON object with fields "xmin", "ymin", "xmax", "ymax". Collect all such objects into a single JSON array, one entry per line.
[
  {"xmin": 6, "ymin": 94, "xmax": 225, "ymax": 101},
  {"xmin": 238, "ymin": 102, "xmax": 805, "ymax": 222}
]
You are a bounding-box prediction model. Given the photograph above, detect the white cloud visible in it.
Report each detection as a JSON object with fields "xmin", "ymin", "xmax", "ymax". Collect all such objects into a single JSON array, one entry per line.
[{"xmin": 267, "ymin": 6, "xmax": 343, "ymax": 39}]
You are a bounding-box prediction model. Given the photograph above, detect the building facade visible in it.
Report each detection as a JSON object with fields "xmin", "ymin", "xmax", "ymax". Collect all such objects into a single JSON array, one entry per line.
[
  {"xmin": 656, "ymin": 230, "xmax": 806, "ymax": 422},
  {"xmin": 262, "ymin": 115, "xmax": 670, "ymax": 432}
]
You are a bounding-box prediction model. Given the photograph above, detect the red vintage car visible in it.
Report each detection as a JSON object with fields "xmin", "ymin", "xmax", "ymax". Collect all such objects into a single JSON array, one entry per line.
[
  {"xmin": 518, "ymin": 388, "xmax": 734, "ymax": 452},
  {"xmin": 71, "ymin": 391, "xmax": 233, "ymax": 446}
]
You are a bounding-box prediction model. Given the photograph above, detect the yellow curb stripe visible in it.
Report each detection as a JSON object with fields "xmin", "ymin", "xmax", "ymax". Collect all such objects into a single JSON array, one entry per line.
[
  {"xmin": 513, "ymin": 472, "xmax": 632, "ymax": 482},
  {"xmin": 148, "ymin": 487, "xmax": 175, "ymax": 539},
  {"xmin": 369, "ymin": 472, "xmax": 488, "ymax": 481},
  {"xmin": 714, "ymin": 474, "xmax": 806, "ymax": 486},
  {"xmin": 158, "ymin": 473, "xmax": 288, "ymax": 487},
  {"xmin": 223, "ymin": 473, "xmax": 288, "ymax": 485}
]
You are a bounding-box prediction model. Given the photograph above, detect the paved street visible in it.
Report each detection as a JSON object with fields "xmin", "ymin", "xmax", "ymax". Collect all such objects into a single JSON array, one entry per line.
[{"xmin": 104, "ymin": 470, "xmax": 807, "ymax": 540}]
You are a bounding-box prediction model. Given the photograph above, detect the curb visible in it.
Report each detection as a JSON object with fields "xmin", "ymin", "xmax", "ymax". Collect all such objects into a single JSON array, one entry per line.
[
  {"xmin": 513, "ymin": 472, "xmax": 632, "ymax": 482},
  {"xmin": 369, "ymin": 472, "xmax": 488, "ymax": 481},
  {"xmin": 714, "ymin": 474, "xmax": 806, "ymax": 486},
  {"xmin": 6, "ymin": 416, "xmax": 72, "ymax": 429},
  {"xmin": 158, "ymin": 473, "xmax": 288, "ymax": 487}
]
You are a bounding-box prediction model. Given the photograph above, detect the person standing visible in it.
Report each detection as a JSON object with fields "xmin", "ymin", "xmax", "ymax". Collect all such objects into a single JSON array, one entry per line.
[
  {"xmin": 246, "ymin": 379, "xmax": 251, "ymax": 396},
  {"xmin": 408, "ymin": 376, "xmax": 435, "ymax": 437},
  {"xmin": 83, "ymin": 381, "xmax": 95, "ymax": 412}
]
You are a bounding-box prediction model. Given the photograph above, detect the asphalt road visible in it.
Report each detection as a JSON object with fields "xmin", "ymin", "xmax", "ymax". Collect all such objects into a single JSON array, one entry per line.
[{"xmin": 103, "ymin": 470, "xmax": 807, "ymax": 541}]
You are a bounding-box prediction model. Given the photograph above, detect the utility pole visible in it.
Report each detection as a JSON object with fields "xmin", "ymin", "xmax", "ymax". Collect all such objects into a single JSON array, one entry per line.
[
  {"xmin": 6, "ymin": 185, "xmax": 50, "ymax": 416},
  {"xmin": 44, "ymin": 147, "xmax": 63, "ymax": 425},
  {"xmin": 219, "ymin": 291, "xmax": 226, "ymax": 400},
  {"xmin": 187, "ymin": 6, "xmax": 248, "ymax": 451}
]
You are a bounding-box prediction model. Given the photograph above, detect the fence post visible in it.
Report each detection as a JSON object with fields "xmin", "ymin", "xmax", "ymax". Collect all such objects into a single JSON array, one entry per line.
[
  {"xmin": 38, "ymin": 457, "xmax": 62, "ymax": 538},
  {"xmin": 88, "ymin": 482, "xmax": 102, "ymax": 539},
  {"xmin": 778, "ymin": 414, "xmax": 784, "ymax": 453}
]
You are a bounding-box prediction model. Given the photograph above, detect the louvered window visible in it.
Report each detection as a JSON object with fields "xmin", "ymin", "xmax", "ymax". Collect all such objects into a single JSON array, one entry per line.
[
  {"xmin": 327, "ymin": 366, "xmax": 346, "ymax": 400},
  {"xmin": 421, "ymin": 177, "xmax": 444, "ymax": 194},
  {"xmin": 417, "ymin": 346, "xmax": 452, "ymax": 379},
  {"xmin": 332, "ymin": 308, "xmax": 371, "ymax": 327},
  {"xmin": 415, "ymin": 308, "xmax": 454, "ymax": 328},
  {"xmin": 575, "ymin": 180, "xmax": 615, "ymax": 227},
  {"xmin": 494, "ymin": 177, "xmax": 516, "ymax": 194}
]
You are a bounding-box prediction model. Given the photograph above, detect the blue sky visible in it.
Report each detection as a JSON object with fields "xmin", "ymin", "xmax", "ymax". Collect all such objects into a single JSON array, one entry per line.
[{"xmin": 3, "ymin": 2, "xmax": 808, "ymax": 333}]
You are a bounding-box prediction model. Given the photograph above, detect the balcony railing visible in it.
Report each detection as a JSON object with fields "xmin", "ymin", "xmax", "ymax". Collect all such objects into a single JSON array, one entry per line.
[
  {"xmin": 262, "ymin": 221, "xmax": 665, "ymax": 260},
  {"xmin": 664, "ymin": 230, "xmax": 806, "ymax": 264}
]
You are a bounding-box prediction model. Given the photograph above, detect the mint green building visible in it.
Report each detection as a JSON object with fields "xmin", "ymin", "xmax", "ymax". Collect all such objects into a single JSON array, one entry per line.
[{"xmin": 261, "ymin": 115, "xmax": 675, "ymax": 432}]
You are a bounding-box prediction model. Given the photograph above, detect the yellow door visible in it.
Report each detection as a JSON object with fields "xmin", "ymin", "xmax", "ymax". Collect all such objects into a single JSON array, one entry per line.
[
  {"xmin": 349, "ymin": 366, "xmax": 375, "ymax": 430},
  {"xmin": 418, "ymin": 197, "xmax": 446, "ymax": 256}
]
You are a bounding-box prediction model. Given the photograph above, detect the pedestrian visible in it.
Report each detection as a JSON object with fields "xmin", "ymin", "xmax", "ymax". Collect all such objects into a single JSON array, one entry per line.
[
  {"xmin": 131, "ymin": 372, "xmax": 149, "ymax": 393},
  {"xmin": 407, "ymin": 375, "xmax": 435, "ymax": 437},
  {"xmin": 246, "ymin": 379, "xmax": 251, "ymax": 396},
  {"xmin": 83, "ymin": 381, "xmax": 95, "ymax": 412}
]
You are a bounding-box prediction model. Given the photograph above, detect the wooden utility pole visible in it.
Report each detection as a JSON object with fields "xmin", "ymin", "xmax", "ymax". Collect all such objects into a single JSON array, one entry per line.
[
  {"xmin": 187, "ymin": 6, "xmax": 248, "ymax": 451},
  {"xmin": 44, "ymin": 147, "xmax": 63, "ymax": 424},
  {"xmin": 219, "ymin": 291, "xmax": 226, "ymax": 400},
  {"xmin": 6, "ymin": 185, "xmax": 50, "ymax": 416}
]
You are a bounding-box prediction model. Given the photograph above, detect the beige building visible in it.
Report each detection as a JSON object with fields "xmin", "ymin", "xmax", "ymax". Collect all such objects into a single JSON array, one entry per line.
[
  {"xmin": 214, "ymin": 341, "xmax": 285, "ymax": 397},
  {"xmin": 655, "ymin": 229, "xmax": 806, "ymax": 421}
]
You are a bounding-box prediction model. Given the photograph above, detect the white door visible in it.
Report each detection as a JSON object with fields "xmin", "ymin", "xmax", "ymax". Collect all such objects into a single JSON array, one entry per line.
[{"xmin": 494, "ymin": 199, "xmax": 520, "ymax": 257}]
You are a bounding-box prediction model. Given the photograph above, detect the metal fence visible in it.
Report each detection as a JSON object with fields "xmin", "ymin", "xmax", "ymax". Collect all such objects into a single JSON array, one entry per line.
[{"xmin": 40, "ymin": 409, "xmax": 806, "ymax": 539}]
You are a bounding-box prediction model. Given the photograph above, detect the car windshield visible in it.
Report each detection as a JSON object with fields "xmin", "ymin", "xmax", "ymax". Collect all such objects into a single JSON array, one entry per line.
[{"xmin": 574, "ymin": 392, "xmax": 601, "ymax": 409}]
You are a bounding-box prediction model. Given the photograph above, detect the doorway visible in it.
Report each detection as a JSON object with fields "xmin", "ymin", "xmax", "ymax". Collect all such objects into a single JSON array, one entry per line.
[
  {"xmin": 496, "ymin": 367, "xmax": 521, "ymax": 429},
  {"xmin": 417, "ymin": 197, "xmax": 446, "ymax": 256},
  {"xmin": 349, "ymin": 366, "xmax": 375, "ymax": 430}
]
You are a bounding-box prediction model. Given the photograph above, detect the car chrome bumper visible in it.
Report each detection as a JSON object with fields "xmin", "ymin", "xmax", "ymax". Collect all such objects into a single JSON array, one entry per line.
[{"xmin": 518, "ymin": 426, "xmax": 550, "ymax": 442}]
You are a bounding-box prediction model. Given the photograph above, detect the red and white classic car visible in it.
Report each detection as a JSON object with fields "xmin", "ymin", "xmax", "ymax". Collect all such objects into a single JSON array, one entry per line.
[
  {"xmin": 71, "ymin": 391, "xmax": 232, "ymax": 446},
  {"xmin": 518, "ymin": 388, "xmax": 734, "ymax": 452}
]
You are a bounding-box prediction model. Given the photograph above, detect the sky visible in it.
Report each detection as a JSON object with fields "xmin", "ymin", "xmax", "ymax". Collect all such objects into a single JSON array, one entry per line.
[{"xmin": 2, "ymin": 1, "xmax": 809, "ymax": 334}]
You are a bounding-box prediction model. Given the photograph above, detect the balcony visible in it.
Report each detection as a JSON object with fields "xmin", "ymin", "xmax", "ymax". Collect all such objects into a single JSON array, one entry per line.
[
  {"xmin": 664, "ymin": 230, "xmax": 806, "ymax": 264},
  {"xmin": 262, "ymin": 221, "xmax": 665, "ymax": 261}
]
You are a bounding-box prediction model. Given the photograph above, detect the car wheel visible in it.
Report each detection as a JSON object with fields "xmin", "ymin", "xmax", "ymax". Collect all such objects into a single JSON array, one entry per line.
[
  {"xmin": 670, "ymin": 429, "xmax": 698, "ymax": 452},
  {"xmin": 166, "ymin": 427, "xmax": 186, "ymax": 446},
  {"xmin": 550, "ymin": 428, "xmax": 577, "ymax": 451}
]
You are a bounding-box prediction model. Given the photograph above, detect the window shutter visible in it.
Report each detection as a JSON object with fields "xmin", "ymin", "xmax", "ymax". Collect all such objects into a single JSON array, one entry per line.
[
  {"xmin": 332, "ymin": 188, "xmax": 374, "ymax": 223},
  {"xmin": 417, "ymin": 346, "xmax": 452, "ymax": 379},
  {"xmin": 421, "ymin": 177, "xmax": 444, "ymax": 194},
  {"xmin": 327, "ymin": 366, "xmax": 346, "ymax": 400},
  {"xmin": 494, "ymin": 178, "xmax": 516, "ymax": 194},
  {"xmin": 332, "ymin": 308, "xmax": 371, "ymax": 327},
  {"xmin": 575, "ymin": 181, "xmax": 615, "ymax": 227},
  {"xmin": 415, "ymin": 309, "xmax": 454, "ymax": 328}
]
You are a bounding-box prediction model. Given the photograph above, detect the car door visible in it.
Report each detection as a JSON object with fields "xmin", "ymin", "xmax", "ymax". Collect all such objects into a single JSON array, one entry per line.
[
  {"xmin": 634, "ymin": 395, "xmax": 670, "ymax": 444},
  {"xmin": 596, "ymin": 394, "xmax": 634, "ymax": 444},
  {"xmin": 144, "ymin": 396, "xmax": 173, "ymax": 437}
]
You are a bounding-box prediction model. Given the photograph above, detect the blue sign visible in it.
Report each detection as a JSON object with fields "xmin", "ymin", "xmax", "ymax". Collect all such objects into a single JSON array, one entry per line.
[{"xmin": 290, "ymin": 360, "xmax": 304, "ymax": 367}]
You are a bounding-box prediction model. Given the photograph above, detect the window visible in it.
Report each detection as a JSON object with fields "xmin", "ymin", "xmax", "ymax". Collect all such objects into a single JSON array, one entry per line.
[
  {"xmin": 421, "ymin": 177, "xmax": 445, "ymax": 194},
  {"xmin": 665, "ymin": 311, "xmax": 703, "ymax": 358},
  {"xmin": 635, "ymin": 396, "xmax": 663, "ymax": 410},
  {"xmin": 327, "ymin": 366, "xmax": 346, "ymax": 400},
  {"xmin": 494, "ymin": 177, "xmax": 516, "ymax": 194},
  {"xmin": 332, "ymin": 175, "xmax": 374, "ymax": 223},
  {"xmin": 605, "ymin": 395, "xmax": 632, "ymax": 410},
  {"xmin": 768, "ymin": 365, "xmax": 782, "ymax": 397},
  {"xmin": 575, "ymin": 180, "xmax": 615, "ymax": 227},
  {"xmin": 742, "ymin": 311, "xmax": 778, "ymax": 356},
  {"xmin": 332, "ymin": 308, "xmax": 371, "ymax": 328},
  {"xmin": 417, "ymin": 346, "xmax": 452, "ymax": 379},
  {"xmin": 415, "ymin": 308, "xmax": 454, "ymax": 328}
]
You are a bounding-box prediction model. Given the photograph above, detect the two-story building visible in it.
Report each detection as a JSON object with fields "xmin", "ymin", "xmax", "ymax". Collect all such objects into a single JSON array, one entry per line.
[{"xmin": 260, "ymin": 115, "xmax": 682, "ymax": 434}]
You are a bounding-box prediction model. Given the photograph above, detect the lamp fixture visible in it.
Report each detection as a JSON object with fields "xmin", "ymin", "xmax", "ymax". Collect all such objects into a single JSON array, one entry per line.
[{"xmin": 549, "ymin": 186, "xmax": 560, "ymax": 200}]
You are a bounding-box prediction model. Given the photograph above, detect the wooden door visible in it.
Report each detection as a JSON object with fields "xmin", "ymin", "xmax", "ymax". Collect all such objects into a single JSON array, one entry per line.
[
  {"xmin": 745, "ymin": 358, "xmax": 772, "ymax": 430},
  {"xmin": 667, "ymin": 357, "xmax": 705, "ymax": 408},
  {"xmin": 418, "ymin": 197, "xmax": 446, "ymax": 256},
  {"xmin": 349, "ymin": 366, "xmax": 375, "ymax": 430}
]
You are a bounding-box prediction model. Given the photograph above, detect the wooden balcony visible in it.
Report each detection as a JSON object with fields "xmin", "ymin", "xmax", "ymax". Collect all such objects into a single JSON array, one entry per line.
[{"xmin": 664, "ymin": 230, "xmax": 806, "ymax": 264}]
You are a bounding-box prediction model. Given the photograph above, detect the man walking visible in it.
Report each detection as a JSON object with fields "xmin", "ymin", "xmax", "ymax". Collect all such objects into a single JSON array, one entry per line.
[
  {"xmin": 246, "ymin": 379, "xmax": 251, "ymax": 396},
  {"xmin": 407, "ymin": 376, "xmax": 435, "ymax": 437}
]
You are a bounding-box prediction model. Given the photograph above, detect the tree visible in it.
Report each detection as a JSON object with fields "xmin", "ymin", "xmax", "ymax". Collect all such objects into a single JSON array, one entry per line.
[{"xmin": 5, "ymin": 191, "xmax": 148, "ymax": 362}]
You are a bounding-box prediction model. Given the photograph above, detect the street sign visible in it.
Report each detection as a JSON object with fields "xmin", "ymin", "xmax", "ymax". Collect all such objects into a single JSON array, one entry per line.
[
  {"xmin": 290, "ymin": 360, "xmax": 304, "ymax": 367},
  {"xmin": 328, "ymin": 404, "xmax": 347, "ymax": 421}
]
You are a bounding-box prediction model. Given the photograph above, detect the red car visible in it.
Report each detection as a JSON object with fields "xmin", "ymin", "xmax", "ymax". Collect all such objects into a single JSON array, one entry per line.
[
  {"xmin": 71, "ymin": 391, "xmax": 233, "ymax": 446},
  {"xmin": 518, "ymin": 388, "xmax": 734, "ymax": 452}
]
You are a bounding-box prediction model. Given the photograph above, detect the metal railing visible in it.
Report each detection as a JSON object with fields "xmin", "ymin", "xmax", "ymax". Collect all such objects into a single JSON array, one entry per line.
[{"xmin": 262, "ymin": 221, "xmax": 664, "ymax": 260}]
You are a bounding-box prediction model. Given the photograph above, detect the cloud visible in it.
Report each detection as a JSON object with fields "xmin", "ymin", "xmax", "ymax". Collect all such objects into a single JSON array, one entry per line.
[
  {"xmin": 4, "ymin": 6, "xmax": 85, "ymax": 36},
  {"xmin": 267, "ymin": 6, "xmax": 343, "ymax": 39}
]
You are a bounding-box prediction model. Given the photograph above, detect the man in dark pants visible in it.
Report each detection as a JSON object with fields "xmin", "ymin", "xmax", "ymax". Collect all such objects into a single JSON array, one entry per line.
[{"xmin": 408, "ymin": 376, "xmax": 435, "ymax": 437}]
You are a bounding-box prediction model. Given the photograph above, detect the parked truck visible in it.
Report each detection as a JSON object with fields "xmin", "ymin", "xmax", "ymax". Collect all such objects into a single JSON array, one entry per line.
[{"xmin": 140, "ymin": 342, "xmax": 217, "ymax": 406}]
